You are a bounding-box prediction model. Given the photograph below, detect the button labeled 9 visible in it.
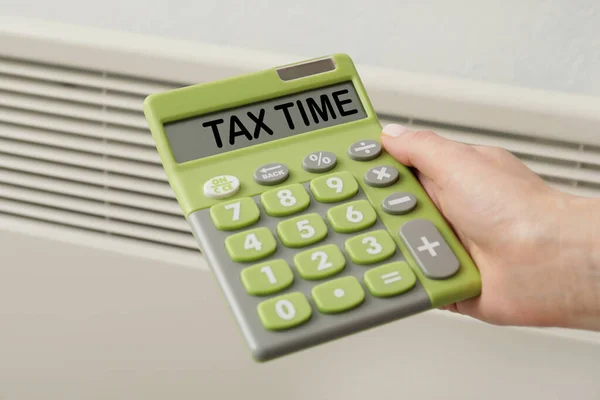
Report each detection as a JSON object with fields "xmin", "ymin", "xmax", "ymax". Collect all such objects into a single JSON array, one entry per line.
[{"xmin": 310, "ymin": 171, "xmax": 358, "ymax": 203}]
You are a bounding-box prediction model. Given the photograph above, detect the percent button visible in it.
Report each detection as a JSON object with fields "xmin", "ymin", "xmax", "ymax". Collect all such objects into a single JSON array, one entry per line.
[{"xmin": 302, "ymin": 151, "xmax": 337, "ymax": 173}]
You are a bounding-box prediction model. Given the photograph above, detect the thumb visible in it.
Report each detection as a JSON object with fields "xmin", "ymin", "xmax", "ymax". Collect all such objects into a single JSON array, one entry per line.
[{"xmin": 380, "ymin": 124, "xmax": 470, "ymax": 183}]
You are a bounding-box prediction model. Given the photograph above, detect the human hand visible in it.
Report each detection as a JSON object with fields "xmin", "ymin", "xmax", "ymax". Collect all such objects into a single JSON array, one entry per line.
[{"xmin": 380, "ymin": 124, "xmax": 600, "ymax": 331}]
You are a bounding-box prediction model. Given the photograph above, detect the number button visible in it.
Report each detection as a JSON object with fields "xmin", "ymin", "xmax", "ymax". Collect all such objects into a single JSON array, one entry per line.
[
  {"xmin": 363, "ymin": 262, "xmax": 416, "ymax": 297},
  {"xmin": 257, "ymin": 292, "xmax": 312, "ymax": 331},
  {"xmin": 293, "ymin": 244, "xmax": 346, "ymax": 280},
  {"xmin": 209, "ymin": 198, "xmax": 260, "ymax": 231},
  {"xmin": 344, "ymin": 230, "xmax": 396, "ymax": 265},
  {"xmin": 225, "ymin": 227, "xmax": 277, "ymax": 262},
  {"xmin": 309, "ymin": 171, "xmax": 359, "ymax": 203},
  {"xmin": 261, "ymin": 184, "xmax": 310, "ymax": 217},
  {"xmin": 311, "ymin": 276, "xmax": 365, "ymax": 314},
  {"xmin": 241, "ymin": 259, "xmax": 294, "ymax": 296},
  {"xmin": 276, "ymin": 213, "xmax": 328, "ymax": 248},
  {"xmin": 327, "ymin": 200, "xmax": 377, "ymax": 233}
]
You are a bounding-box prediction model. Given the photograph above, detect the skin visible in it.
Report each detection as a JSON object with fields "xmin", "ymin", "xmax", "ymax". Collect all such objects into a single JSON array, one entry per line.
[{"xmin": 380, "ymin": 125, "xmax": 600, "ymax": 331}]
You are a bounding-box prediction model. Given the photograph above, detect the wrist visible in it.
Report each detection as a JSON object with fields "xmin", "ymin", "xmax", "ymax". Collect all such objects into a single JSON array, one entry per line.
[{"xmin": 554, "ymin": 192, "xmax": 600, "ymax": 330}]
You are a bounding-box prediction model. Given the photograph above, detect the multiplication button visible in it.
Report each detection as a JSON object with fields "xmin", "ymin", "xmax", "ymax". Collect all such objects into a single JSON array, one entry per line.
[
  {"xmin": 364, "ymin": 166, "xmax": 399, "ymax": 188},
  {"xmin": 254, "ymin": 163, "xmax": 289, "ymax": 186},
  {"xmin": 398, "ymin": 219, "xmax": 459, "ymax": 279},
  {"xmin": 348, "ymin": 140, "xmax": 382, "ymax": 161}
]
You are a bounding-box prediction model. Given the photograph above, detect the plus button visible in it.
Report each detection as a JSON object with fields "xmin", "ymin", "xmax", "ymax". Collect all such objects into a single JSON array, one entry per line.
[{"xmin": 416, "ymin": 236, "xmax": 440, "ymax": 257}]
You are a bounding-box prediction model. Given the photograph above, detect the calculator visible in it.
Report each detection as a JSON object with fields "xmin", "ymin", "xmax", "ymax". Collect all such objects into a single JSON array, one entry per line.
[{"xmin": 143, "ymin": 54, "xmax": 481, "ymax": 362}]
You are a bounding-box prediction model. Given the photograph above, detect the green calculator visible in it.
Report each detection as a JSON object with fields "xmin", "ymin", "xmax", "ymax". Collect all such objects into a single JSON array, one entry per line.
[{"xmin": 143, "ymin": 54, "xmax": 481, "ymax": 361}]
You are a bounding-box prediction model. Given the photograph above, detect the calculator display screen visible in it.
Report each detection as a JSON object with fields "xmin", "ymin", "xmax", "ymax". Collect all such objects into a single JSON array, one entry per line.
[{"xmin": 164, "ymin": 81, "xmax": 367, "ymax": 163}]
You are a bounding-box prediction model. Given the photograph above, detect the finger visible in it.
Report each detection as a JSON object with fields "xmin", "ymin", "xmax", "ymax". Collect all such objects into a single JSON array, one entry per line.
[
  {"xmin": 416, "ymin": 171, "xmax": 441, "ymax": 209},
  {"xmin": 380, "ymin": 124, "xmax": 472, "ymax": 183}
]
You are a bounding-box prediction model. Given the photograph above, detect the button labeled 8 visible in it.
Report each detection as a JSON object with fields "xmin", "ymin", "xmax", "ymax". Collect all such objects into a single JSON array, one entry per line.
[{"xmin": 261, "ymin": 184, "xmax": 311, "ymax": 217}]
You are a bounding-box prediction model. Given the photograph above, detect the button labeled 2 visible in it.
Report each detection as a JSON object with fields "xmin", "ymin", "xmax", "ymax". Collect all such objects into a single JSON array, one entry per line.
[
  {"xmin": 225, "ymin": 227, "xmax": 277, "ymax": 262},
  {"xmin": 345, "ymin": 230, "xmax": 396, "ymax": 265},
  {"xmin": 277, "ymin": 213, "xmax": 328, "ymax": 248},
  {"xmin": 261, "ymin": 184, "xmax": 310, "ymax": 217},
  {"xmin": 310, "ymin": 171, "xmax": 358, "ymax": 203},
  {"xmin": 327, "ymin": 200, "xmax": 377, "ymax": 233},
  {"xmin": 210, "ymin": 198, "xmax": 260, "ymax": 231},
  {"xmin": 257, "ymin": 292, "xmax": 312, "ymax": 331},
  {"xmin": 294, "ymin": 244, "xmax": 346, "ymax": 280}
]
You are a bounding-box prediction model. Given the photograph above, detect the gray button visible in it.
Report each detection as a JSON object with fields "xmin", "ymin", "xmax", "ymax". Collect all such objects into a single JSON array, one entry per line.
[
  {"xmin": 254, "ymin": 163, "xmax": 289, "ymax": 186},
  {"xmin": 364, "ymin": 165, "xmax": 399, "ymax": 187},
  {"xmin": 398, "ymin": 219, "xmax": 459, "ymax": 279},
  {"xmin": 302, "ymin": 151, "xmax": 337, "ymax": 173},
  {"xmin": 382, "ymin": 192, "xmax": 417, "ymax": 215},
  {"xmin": 348, "ymin": 140, "xmax": 382, "ymax": 161}
]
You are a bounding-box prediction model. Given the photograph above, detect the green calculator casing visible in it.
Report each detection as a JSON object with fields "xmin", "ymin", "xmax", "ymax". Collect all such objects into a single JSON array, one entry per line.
[{"xmin": 143, "ymin": 54, "xmax": 481, "ymax": 361}]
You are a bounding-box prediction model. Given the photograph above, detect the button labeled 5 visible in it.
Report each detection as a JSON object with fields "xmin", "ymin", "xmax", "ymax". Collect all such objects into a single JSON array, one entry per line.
[
  {"xmin": 345, "ymin": 230, "xmax": 396, "ymax": 265},
  {"xmin": 310, "ymin": 171, "xmax": 358, "ymax": 203},
  {"xmin": 277, "ymin": 213, "xmax": 328, "ymax": 248},
  {"xmin": 261, "ymin": 184, "xmax": 310, "ymax": 217},
  {"xmin": 210, "ymin": 198, "xmax": 260, "ymax": 231},
  {"xmin": 327, "ymin": 200, "xmax": 377, "ymax": 233},
  {"xmin": 294, "ymin": 244, "xmax": 346, "ymax": 280},
  {"xmin": 225, "ymin": 227, "xmax": 277, "ymax": 262},
  {"xmin": 257, "ymin": 292, "xmax": 312, "ymax": 331},
  {"xmin": 241, "ymin": 259, "xmax": 294, "ymax": 296}
]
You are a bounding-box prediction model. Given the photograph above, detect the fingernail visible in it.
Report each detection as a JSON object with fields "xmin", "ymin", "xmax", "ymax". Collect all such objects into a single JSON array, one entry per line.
[{"xmin": 382, "ymin": 124, "xmax": 409, "ymax": 137}]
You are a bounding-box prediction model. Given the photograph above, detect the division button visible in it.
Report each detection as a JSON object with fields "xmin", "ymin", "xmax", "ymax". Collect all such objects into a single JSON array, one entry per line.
[
  {"xmin": 302, "ymin": 151, "xmax": 337, "ymax": 173},
  {"xmin": 203, "ymin": 175, "xmax": 240, "ymax": 199},
  {"xmin": 398, "ymin": 219, "xmax": 460, "ymax": 279},
  {"xmin": 348, "ymin": 140, "xmax": 382, "ymax": 161},
  {"xmin": 364, "ymin": 166, "xmax": 399, "ymax": 188},
  {"xmin": 254, "ymin": 163, "xmax": 289, "ymax": 186},
  {"xmin": 382, "ymin": 192, "xmax": 418, "ymax": 215}
]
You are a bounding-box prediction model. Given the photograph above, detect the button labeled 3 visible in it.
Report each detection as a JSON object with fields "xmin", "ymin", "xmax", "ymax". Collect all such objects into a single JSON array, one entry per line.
[
  {"xmin": 345, "ymin": 230, "xmax": 396, "ymax": 265},
  {"xmin": 204, "ymin": 175, "xmax": 240, "ymax": 198},
  {"xmin": 399, "ymin": 219, "xmax": 459, "ymax": 279},
  {"xmin": 210, "ymin": 197, "xmax": 260, "ymax": 231}
]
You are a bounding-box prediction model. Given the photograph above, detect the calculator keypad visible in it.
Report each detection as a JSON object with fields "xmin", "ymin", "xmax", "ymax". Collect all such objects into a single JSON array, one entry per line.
[
  {"xmin": 261, "ymin": 183, "xmax": 311, "ymax": 217},
  {"xmin": 210, "ymin": 197, "xmax": 260, "ymax": 231},
  {"xmin": 225, "ymin": 227, "xmax": 277, "ymax": 262},
  {"xmin": 309, "ymin": 171, "xmax": 358, "ymax": 203},
  {"xmin": 327, "ymin": 200, "xmax": 377, "ymax": 233},
  {"xmin": 276, "ymin": 213, "xmax": 328, "ymax": 248}
]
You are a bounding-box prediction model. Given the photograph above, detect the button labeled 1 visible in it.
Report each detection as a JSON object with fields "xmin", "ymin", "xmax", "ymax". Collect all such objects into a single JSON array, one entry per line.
[
  {"xmin": 241, "ymin": 259, "xmax": 294, "ymax": 296},
  {"xmin": 399, "ymin": 219, "xmax": 459, "ymax": 279}
]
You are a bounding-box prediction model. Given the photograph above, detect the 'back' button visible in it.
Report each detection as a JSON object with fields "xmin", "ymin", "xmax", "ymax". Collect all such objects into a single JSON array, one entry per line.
[{"xmin": 254, "ymin": 163, "xmax": 289, "ymax": 186}]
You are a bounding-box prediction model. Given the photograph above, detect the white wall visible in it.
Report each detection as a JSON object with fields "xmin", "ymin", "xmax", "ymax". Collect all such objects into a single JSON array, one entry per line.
[{"xmin": 1, "ymin": 0, "xmax": 600, "ymax": 96}]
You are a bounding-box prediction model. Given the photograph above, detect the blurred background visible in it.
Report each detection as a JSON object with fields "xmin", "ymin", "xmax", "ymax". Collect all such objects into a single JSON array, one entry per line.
[{"xmin": 1, "ymin": 1, "xmax": 600, "ymax": 399}]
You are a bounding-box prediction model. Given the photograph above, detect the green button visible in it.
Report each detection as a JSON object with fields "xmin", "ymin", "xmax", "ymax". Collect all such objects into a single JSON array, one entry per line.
[
  {"xmin": 363, "ymin": 262, "xmax": 416, "ymax": 297},
  {"xmin": 225, "ymin": 227, "xmax": 277, "ymax": 262},
  {"xmin": 345, "ymin": 230, "xmax": 396, "ymax": 265},
  {"xmin": 277, "ymin": 213, "xmax": 328, "ymax": 248},
  {"xmin": 310, "ymin": 171, "xmax": 358, "ymax": 203},
  {"xmin": 209, "ymin": 197, "xmax": 260, "ymax": 231},
  {"xmin": 257, "ymin": 292, "xmax": 312, "ymax": 331},
  {"xmin": 327, "ymin": 200, "xmax": 377, "ymax": 233},
  {"xmin": 311, "ymin": 276, "xmax": 365, "ymax": 314},
  {"xmin": 241, "ymin": 259, "xmax": 294, "ymax": 296},
  {"xmin": 261, "ymin": 184, "xmax": 310, "ymax": 217},
  {"xmin": 294, "ymin": 244, "xmax": 346, "ymax": 280}
]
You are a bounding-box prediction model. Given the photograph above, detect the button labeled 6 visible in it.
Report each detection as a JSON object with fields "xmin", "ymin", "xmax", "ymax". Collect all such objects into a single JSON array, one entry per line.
[{"xmin": 327, "ymin": 200, "xmax": 377, "ymax": 233}]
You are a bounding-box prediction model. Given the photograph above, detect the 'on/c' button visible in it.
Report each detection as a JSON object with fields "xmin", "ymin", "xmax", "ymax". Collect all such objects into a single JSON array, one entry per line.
[{"xmin": 204, "ymin": 175, "xmax": 240, "ymax": 199}]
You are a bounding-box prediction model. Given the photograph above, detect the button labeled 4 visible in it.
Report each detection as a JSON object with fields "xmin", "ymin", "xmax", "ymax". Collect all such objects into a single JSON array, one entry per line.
[
  {"xmin": 225, "ymin": 227, "xmax": 277, "ymax": 262},
  {"xmin": 345, "ymin": 230, "xmax": 396, "ymax": 265},
  {"xmin": 277, "ymin": 213, "xmax": 328, "ymax": 248},
  {"xmin": 210, "ymin": 197, "xmax": 260, "ymax": 231},
  {"xmin": 327, "ymin": 200, "xmax": 377, "ymax": 233}
]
